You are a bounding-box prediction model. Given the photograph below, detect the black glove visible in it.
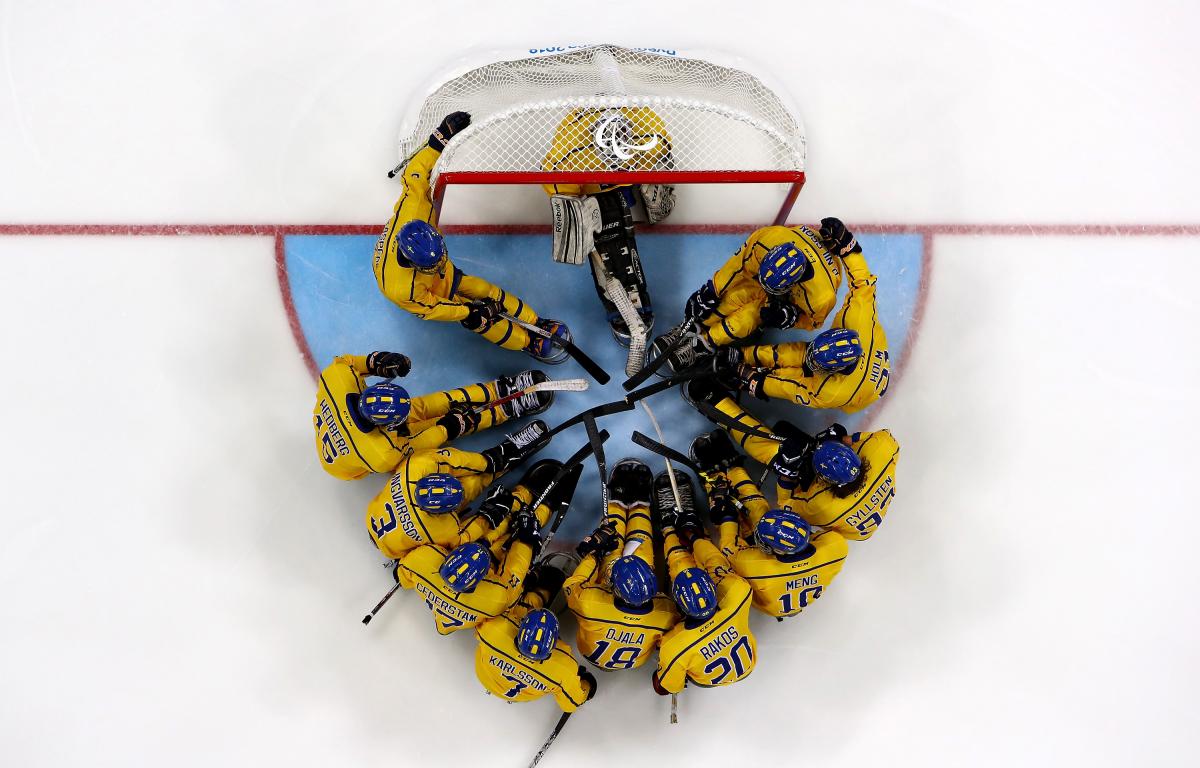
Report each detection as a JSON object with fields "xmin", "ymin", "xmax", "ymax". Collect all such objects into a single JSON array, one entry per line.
[
  {"xmin": 677, "ymin": 511, "xmax": 706, "ymax": 540},
  {"xmin": 510, "ymin": 510, "xmax": 542, "ymax": 552},
  {"xmin": 579, "ymin": 667, "xmax": 599, "ymax": 701},
  {"xmin": 477, "ymin": 487, "xmax": 515, "ymax": 528},
  {"xmin": 576, "ymin": 524, "xmax": 619, "ymax": 558},
  {"xmin": 815, "ymin": 423, "xmax": 850, "ymax": 443},
  {"xmin": 436, "ymin": 403, "xmax": 481, "ymax": 441},
  {"xmin": 736, "ymin": 368, "xmax": 769, "ymax": 401},
  {"xmin": 651, "ymin": 671, "xmax": 670, "ymax": 696},
  {"xmin": 708, "ymin": 488, "xmax": 740, "ymax": 525},
  {"xmin": 365, "ymin": 351, "xmax": 411, "ymax": 378},
  {"xmin": 691, "ymin": 430, "xmax": 743, "ymax": 474},
  {"xmin": 684, "ymin": 281, "xmax": 719, "ymax": 322},
  {"xmin": 819, "ymin": 217, "xmax": 861, "ymax": 256},
  {"xmin": 428, "ymin": 111, "xmax": 471, "ymax": 152},
  {"xmin": 460, "ymin": 299, "xmax": 502, "ymax": 332},
  {"xmin": 525, "ymin": 563, "xmax": 567, "ymax": 600},
  {"xmin": 684, "ymin": 376, "xmax": 728, "ymax": 408},
  {"xmin": 760, "ymin": 301, "xmax": 801, "ymax": 330},
  {"xmin": 771, "ymin": 434, "xmax": 816, "ymax": 490}
]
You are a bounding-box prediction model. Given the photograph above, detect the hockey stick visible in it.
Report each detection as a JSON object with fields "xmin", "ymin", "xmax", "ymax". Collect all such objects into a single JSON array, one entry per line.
[
  {"xmin": 528, "ymin": 711, "xmax": 572, "ymax": 768},
  {"xmin": 695, "ymin": 402, "xmax": 784, "ymax": 442},
  {"xmin": 532, "ymin": 434, "xmax": 607, "ymax": 552},
  {"xmin": 547, "ymin": 399, "xmax": 635, "ymax": 439},
  {"xmin": 622, "ymin": 318, "xmax": 695, "ymax": 391},
  {"xmin": 503, "ymin": 314, "xmax": 611, "ymax": 385},
  {"xmin": 624, "ymin": 365, "xmax": 716, "ymax": 403},
  {"xmin": 361, "ymin": 577, "xmax": 401, "ymax": 625},
  {"xmin": 584, "ymin": 415, "xmax": 609, "ymax": 519},
  {"xmin": 538, "ymin": 462, "xmax": 587, "ymax": 553},
  {"xmin": 472, "ymin": 378, "xmax": 589, "ymax": 414},
  {"xmin": 631, "ymin": 431, "xmax": 703, "ymax": 476}
]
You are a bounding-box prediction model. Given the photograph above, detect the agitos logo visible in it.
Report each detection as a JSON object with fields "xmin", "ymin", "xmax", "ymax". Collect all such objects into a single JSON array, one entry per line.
[{"xmin": 593, "ymin": 113, "xmax": 659, "ymax": 162}]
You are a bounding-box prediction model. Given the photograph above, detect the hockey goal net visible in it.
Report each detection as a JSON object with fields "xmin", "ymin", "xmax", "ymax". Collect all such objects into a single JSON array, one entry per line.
[{"xmin": 396, "ymin": 45, "xmax": 807, "ymax": 225}]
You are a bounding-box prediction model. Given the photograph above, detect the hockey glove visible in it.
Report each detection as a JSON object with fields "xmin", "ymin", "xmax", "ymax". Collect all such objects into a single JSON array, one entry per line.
[
  {"xmin": 684, "ymin": 376, "xmax": 729, "ymax": 408},
  {"xmin": 735, "ymin": 367, "xmax": 769, "ymax": 401},
  {"xmin": 770, "ymin": 435, "xmax": 816, "ymax": 490},
  {"xmin": 525, "ymin": 563, "xmax": 567, "ymax": 601},
  {"xmin": 819, "ymin": 217, "xmax": 861, "ymax": 256},
  {"xmin": 365, "ymin": 351, "xmax": 411, "ymax": 378},
  {"xmin": 651, "ymin": 671, "xmax": 671, "ymax": 696},
  {"xmin": 436, "ymin": 403, "xmax": 482, "ymax": 441},
  {"xmin": 760, "ymin": 300, "xmax": 802, "ymax": 330},
  {"xmin": 477, "ymin": 486, "xmax": 515, "ymax": 528},
  {"xmin": 677, "ymin": 511, "xmax": 706, "ymax": 542},
  {"xmin": 708, "ymin": 487, "xmax": 740, "ymax": 526},
  {"xmin": 579, "ymin": 667, "xmax": 599, "ymax": 701},
  {"xmin": 684, "ymin": 281, "xmax": 719, "ymax": 322},
  {"xmin": 428, "ymin": 111, "xmax": 471, "ymax": 152},
  {"xmin": 815, "ymin": 423, "xmax": 850, "ymax": 444},
  {"xmin": 510, "ymin": 510, "xmax": 542, "ymax": 554},
  {"xmin": 576, "ymin": 524, "xmax": 619, "ymax": 558},
  {"xmin": 691, "ymin": 430, "xmax": 744, "ymax": 474},
  {"xmin": 460, "ymin": 299, "xmax": 502, "ymax": 331}
]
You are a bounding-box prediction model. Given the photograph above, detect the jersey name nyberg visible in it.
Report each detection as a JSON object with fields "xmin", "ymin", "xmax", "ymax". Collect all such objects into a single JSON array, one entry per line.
[{"xmin": 387, "ymin": 473, "xmax": 421, "ymax": 542}]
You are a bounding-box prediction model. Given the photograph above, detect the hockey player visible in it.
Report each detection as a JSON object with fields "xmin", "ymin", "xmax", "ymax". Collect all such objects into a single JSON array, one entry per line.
[
  {"xmin": 691, "ymin": 431, "xmax": 849, "ymax": 618},
  {"xmin": 714, "ymin": 219, "xmax": 891, "ymax": 412},
  {"xmin": 314, "ymin": 351, "xmax": 553, "ymax": 480},
  {"xmin": 687, "ymin": 380, "xmax": 900, "ymax": 541},
  {"xmin": 542, "ymin": 107, "xmax": 673, "ymax": 346},
  {"xmin": 375, "ymin": 111, "xmax": 571, "ymax": 361},
  {"xmin": 365, "ymin": 421, "xmax": 550, "ymax": 559},
  {"xmin": 392, "ymin": 459, "xmax": 581, "ymax": 635},
  {"xmin": 564, "ymin": 459, "xmax": 680, "ymax": 671},
  {"xmin": 651, "ymin": 217, "xmax": 849, "ymax": 372},
  {"xmin": 474, "ymin": 566, "xmax": 598, "ymax": 711},
  {"xmin": 651, "ymin": 470, "xmax": 757, "ymax": 695}
]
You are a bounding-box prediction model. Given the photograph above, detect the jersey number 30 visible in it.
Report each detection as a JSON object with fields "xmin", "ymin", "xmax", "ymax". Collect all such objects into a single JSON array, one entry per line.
[{"xmin": 702, "ymin": 636, "xmax": 753, "ymax": 684}]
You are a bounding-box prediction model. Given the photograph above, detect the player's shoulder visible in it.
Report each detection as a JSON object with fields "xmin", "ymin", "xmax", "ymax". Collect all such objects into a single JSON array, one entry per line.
[
  {"xmin": 856, "ymin": 429, "xmax": 900, "ymax": 455},
  {"xmin": 812, "ymin": 530, "xmax": 850, "ymax": 559}
]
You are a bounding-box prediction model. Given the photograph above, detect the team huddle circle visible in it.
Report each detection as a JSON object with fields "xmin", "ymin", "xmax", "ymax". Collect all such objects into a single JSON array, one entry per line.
[{"xmin": 310, "ymin": 47, "xmax": 902, "ymax": 758}]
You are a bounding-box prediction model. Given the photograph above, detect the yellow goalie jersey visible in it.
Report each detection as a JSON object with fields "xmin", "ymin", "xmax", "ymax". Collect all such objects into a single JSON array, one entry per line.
[
  {"xmin": 365, "ymin": 448, "xmax": 495, "ymax": 558},
  {"xmin": 746, "ymin": 251, "xmax": 891, "ymax": 412},
  {"xmin": 655, "ymin": 539, "xmax": 757, "ymax": 694},
  {"xmin": 782, "ymin": 430, "xmax": 901, "ymax": 541},
  {"xmin": 708, "ymin": 225, "xmax": 843, "ymax": 336},
  {"xmin": 541, "ymin": 107, "xmax": 672, "ymax": 196},
  {"xmin": 475, "ymin": 595, "xmax": 593, "ymax": 712},
  {"xmin": 564, "ymin": 554, "xmax": 679, "ymax": 671}
]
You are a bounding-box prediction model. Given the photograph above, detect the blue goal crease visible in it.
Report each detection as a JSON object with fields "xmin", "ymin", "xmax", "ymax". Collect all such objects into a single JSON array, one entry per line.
[{"xmin": 285, "ymin": 232, "xmax": 923, "ymax": 541}]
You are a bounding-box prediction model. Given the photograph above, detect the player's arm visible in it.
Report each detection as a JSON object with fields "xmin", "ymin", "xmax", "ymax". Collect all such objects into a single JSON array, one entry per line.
[
  {"xmin": 692, "ymin": 538, "xmax": 733, "ymax": 578},
  {"xmin": 833, "ymin": 252, "xmax": 879, "ymax": 334},
  {"xmin": 553, "ymin": 664, "xmax": 596, "ymax": 713},
  {"xmin": 563, "ymin": 552, "xmax": 602, "ymax": 603},
  {"xmin": 399, "ymin": 279, "xmax": 473, "ymax": 322},
  {"xmin": 653, "ymin": 648, "xmax": 688, "ymax": 695},
  {"xmin": 710, "ymin": 239, "xmax": 756, "ymax": 295}
]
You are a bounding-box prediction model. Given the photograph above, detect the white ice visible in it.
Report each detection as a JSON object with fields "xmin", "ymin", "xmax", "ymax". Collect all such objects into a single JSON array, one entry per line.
[{"xmin": 1, "ymin": 2, "xmax": 1198, "ymax": 766}]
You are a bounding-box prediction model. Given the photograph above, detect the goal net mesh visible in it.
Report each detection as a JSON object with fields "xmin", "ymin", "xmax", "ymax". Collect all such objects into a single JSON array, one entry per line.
[{"xmin": 397, "ymin": 45, "xmax": 806, "ymax": 189}]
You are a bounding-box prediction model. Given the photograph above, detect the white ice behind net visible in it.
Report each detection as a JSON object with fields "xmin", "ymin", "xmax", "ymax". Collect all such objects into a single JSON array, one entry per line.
[{"xmin": 397, "ymin": 45, "xmax": 806, "ymax": 186}]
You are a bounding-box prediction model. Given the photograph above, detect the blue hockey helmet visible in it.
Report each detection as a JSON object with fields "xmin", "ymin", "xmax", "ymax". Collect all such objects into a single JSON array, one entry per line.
[
  {"xmin": 672, "ymin": 567, "xmax": 718, "ymax": 620},
  {"xmin": 813, "ymin": 441, "xmax": 862, "ymax": 487},
  {"xmin": 758, "ymin": 242, "xmax": 813, "ymax": 295},
  {"xmin": 610, "ymin": 555, "xmax": 657, "ymax": 607},
  {"xmin": 440, "ymin": 542, "xmax": 491, "ymax": 593},
  {"xmin": 397, "ymin": 219, "xmax": 447, "ymax": 272},
  {"xmin": 413, "ymin": 473, "xmax": 465, "ymax": 513},
  {"xmin": 515, "ymin": 608, "xmax": 560, "ymax": 661},
  {"xmin": 357, "ymin": 382, "xmax": 412, "ymax": 426},
  {"xmin": 755, "ymin": 510, "xmax": 813, "ymax": 556},
  {"xmin": 805, "ymin": 328, "xmax": 863, "ymax": 373}
]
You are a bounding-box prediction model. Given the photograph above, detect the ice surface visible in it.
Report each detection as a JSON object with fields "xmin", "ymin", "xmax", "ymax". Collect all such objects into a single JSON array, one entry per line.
[{"xmin": 1, "ymin": 2, "xmax": 1198, "ymax": 767}]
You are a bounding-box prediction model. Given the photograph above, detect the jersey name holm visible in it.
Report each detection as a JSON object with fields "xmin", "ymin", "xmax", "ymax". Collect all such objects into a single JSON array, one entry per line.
[
  {"xmin": 699, "ymin": 627, "xmax": 742, "ymax": 661},
  {"xmin": 387, "ymin": 474, "xmax": 422, "ymax": 542},
  {"xmin": 319, "ymin": 400, "xmax": 350, "ymax": 459},
  {"xmin": 488, "ymin": 656, "xmax": 549, "ymax": 691}
]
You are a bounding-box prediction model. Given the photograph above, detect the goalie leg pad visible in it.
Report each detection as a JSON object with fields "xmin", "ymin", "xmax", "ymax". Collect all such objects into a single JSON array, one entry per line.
[{"xmin": 590, "ymin": 189, "xmax": 654, "ymax": 343}]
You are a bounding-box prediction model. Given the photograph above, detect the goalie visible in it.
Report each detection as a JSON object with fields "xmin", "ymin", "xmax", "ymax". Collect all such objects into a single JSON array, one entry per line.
[
  {"xmin": 542, "ymin": 107, "xmax": 674, "ymax": 352},
  {"xmin": 375, "ymin": 112, "xmax": 571, "ymax": 363}
]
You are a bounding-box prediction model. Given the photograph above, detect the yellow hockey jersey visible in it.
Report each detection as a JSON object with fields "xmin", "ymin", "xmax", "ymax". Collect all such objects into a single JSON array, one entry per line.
[
  {"xmin": 541, "ymin": 106, "xmax": 672, "ymax": 196},
  {"xmin": 782, "ymin": 430, "xmax": 900, "ymax": 541},
  {"xmin": 564, "ymin": 554, "xmax": 680, "ymax": 670},
  {"xmin": 365, "ymin": 448, "xmax": 495, "ymax": 558},
  {"xmin": 711, "ymin": 225, "xmax": 843, "ymax": 332},
  {"xmin": 475, "ymin": 601, "xmax": 593, "ymax": 712},
  {"xmin": 722, "ymin": 524, "xmax": 850, "ymax": 617},
  {"xmin": 313, "ymin": 355, "xmax": 458, "ymax": 480},
  {"xmin": 371, "ymin": 145, "xmax": 471, "ymax": 323},
  {"xmin": 655, "ymin": 540, "xmax": 757, "ymax": 693},
  {"xmin": 395, "ymin": 540, "xmax": 533, "ymax": 635},
  {"xmin": 755, "ymin": 252, "xmax": 891, "ymax": 412}
]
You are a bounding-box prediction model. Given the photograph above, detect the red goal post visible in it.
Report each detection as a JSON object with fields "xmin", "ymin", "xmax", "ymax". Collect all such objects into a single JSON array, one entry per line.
[{"xmin": 395, "ymin": 45, "xmax": 807, "ymax": 226}]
